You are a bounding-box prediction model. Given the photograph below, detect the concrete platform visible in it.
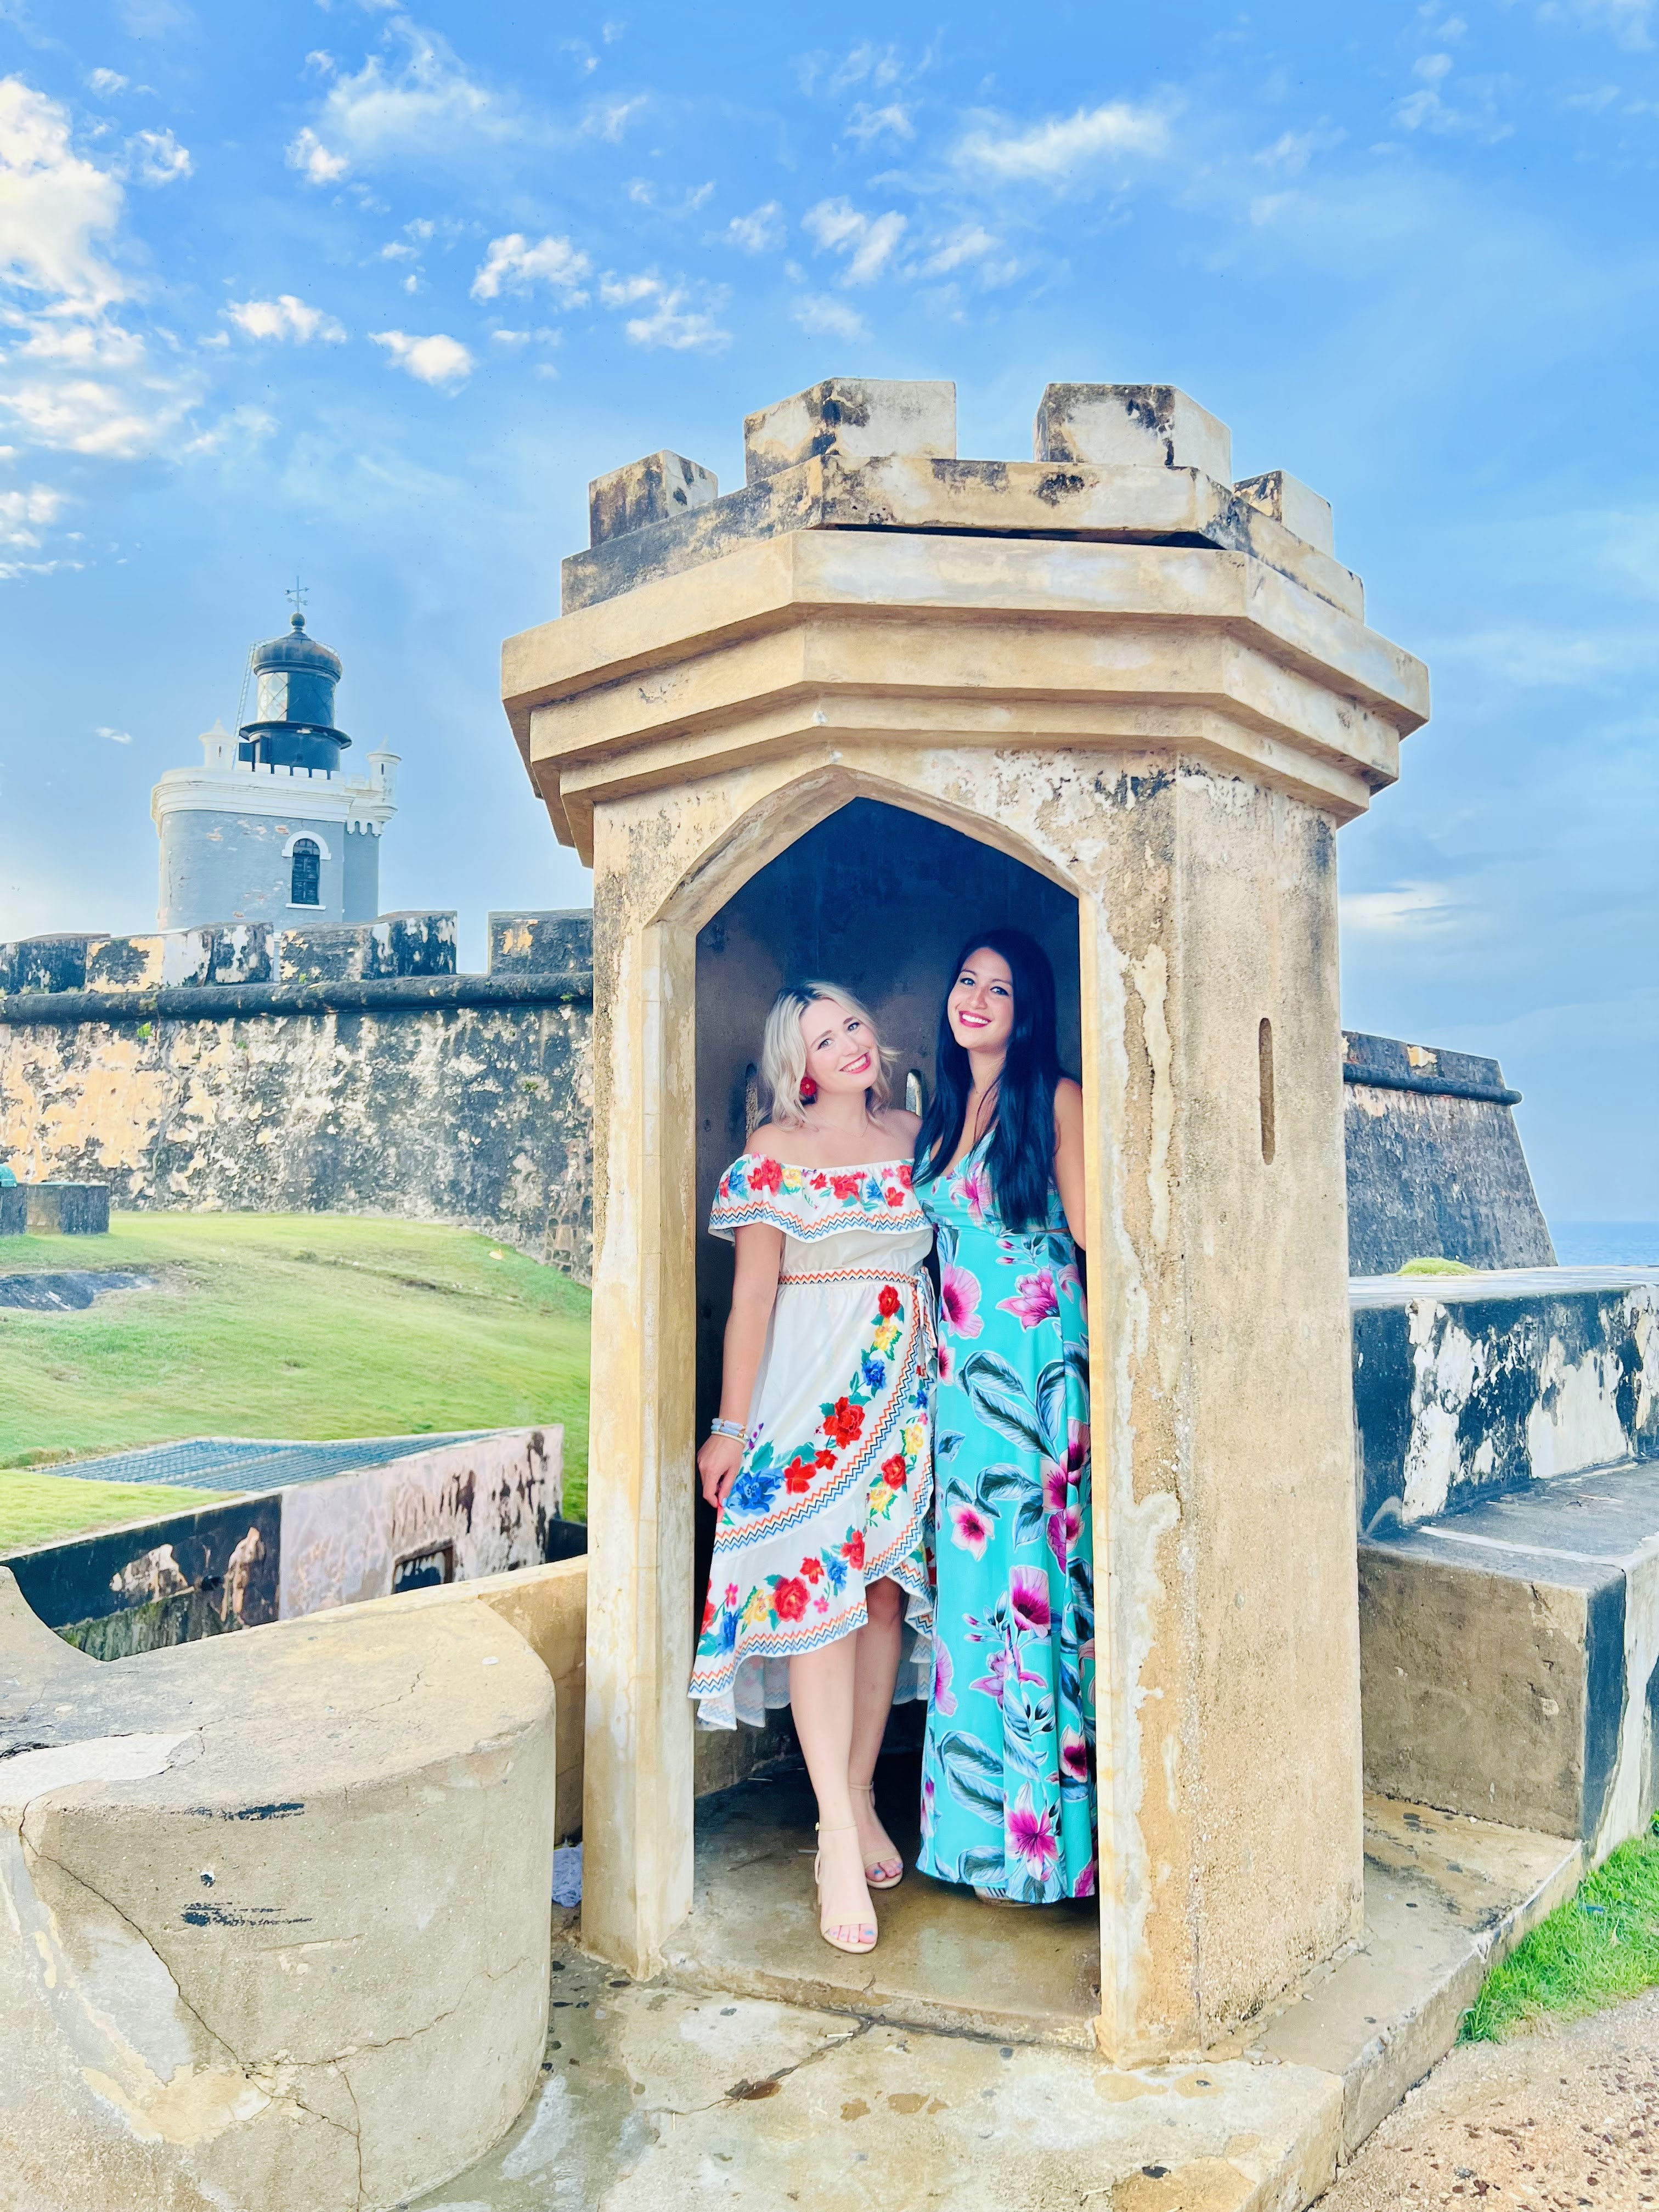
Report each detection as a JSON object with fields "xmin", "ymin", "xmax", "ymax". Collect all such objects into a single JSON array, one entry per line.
[
  {"xmin": 663, "ymin": 1753, "xmax": 1101, "ymax": 2049},
  {"xmin": 1360, "ymin": 1456, "xmax": 1659, "ymax": 1854},
  {"xmin": 420, "ymin": 1793, "xmax": 1579, "ymax": 2211}
]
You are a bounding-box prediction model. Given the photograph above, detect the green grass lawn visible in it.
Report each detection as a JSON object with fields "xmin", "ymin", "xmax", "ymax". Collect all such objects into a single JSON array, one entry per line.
[
  {"xmin": 1462, "ymin": 1818, "xmax": 1659, "ymax": 2042},
  {"xmin": 0, "ymin": 1211, "xmax": 590, "ymax": 1549}
]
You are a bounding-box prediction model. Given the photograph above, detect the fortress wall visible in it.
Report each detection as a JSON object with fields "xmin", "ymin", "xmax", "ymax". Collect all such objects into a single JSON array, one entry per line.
[
  {"xmin": 2, "ymin": 911, "xmax": 1547, "ymax": 1290},
  {"xmin": 0, "ymin": 911, "xmax": 594, "ymax": 1277}
]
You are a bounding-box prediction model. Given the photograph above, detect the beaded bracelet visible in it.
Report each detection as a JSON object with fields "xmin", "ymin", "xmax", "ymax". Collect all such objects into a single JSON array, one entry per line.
[{"xmin": 709, "ymin": 1417, "xmax": 745, "ymax": 1442}]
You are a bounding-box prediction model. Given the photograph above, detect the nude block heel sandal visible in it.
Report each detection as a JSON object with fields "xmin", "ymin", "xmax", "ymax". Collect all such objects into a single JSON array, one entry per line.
[
  {"xmin": 852, "ymin": 1782, "xmax": 904, "ymax": 1889},
  {"xmin": 814, "ymin": 1824, "xmax": 877, "ymax": 1955}
]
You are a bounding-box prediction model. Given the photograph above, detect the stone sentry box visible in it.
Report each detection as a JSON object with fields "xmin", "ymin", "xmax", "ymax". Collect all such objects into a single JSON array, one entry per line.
[{"xmin": 501, "ymin": 377, "xmax": 1430, "ymax": 2059}]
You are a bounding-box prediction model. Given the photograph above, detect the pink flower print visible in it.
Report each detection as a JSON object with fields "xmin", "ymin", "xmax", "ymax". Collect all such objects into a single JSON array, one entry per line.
[
  {"xmin": 1060, "ymin": 1728, "xmax": 1090, "ymax": 1784},
  {"xmin": 1007, "ymin": 1786, "xmax": 1060, "ymax": 1880},
  {"xmin": 939, "ymin": 1261, "xmax": 982, "ymax": 1339},
  {"xmin": 957, "ymin": 1161, "xmax": 991, "ymax": 1224},
  {"xmin": 1042, "ymin": 1465, "xmax": 1069, "ymax": 1513},
  {"xmin": 932, "ymin": 1639, "xmax": 957, "ymax": 1718},
  {"xmin": 1009, "ymin": 1566, "xmax": 1052, "ymax": 1635},
  {"xmin": 948, "ymin": 1501, "xmax": 992, "ymax": 1560},
  {"xmin": 1046, "ymin": 1505, "xmax": 1080, "ymax": 1570},
  {"xmin": 1042, "ymin": 1420, "xmax": 1090, "ymax": 1506},
  {"xmin": 921, "ymin": 1771, "xmax": 936, "ymax": 1843},
  {"xmin": 937, "ymin": 1340, "xmax": 955, "ymax": 1386},
  {"xmin": 1072, "ymin": 1852, "xmax": 1098, "ymax": 1900},
  {"xmin": 970, "ymin": 1647, "xmax": 1015, "ymax": 1704},
  {"xmin": 995, "ymin": 1269, "xmax": 1060, "ymax": 1330}
]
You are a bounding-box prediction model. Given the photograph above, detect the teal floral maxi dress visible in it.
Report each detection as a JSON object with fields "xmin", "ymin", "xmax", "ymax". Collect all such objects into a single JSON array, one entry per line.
[{"xmin": 916, "ymin": 1137, "xmax": 1097, "ymax": 1901}]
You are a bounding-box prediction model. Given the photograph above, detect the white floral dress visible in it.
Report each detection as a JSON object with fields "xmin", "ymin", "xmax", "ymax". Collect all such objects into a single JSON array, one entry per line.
[{"xmin": 690, "ymin": 1153, "xmax": 935, "ymax": 1731}]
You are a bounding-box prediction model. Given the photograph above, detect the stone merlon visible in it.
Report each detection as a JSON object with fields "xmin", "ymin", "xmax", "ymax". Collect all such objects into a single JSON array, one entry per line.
[{"xmin": 499, "ymin": 376, "xmax": 1430, "ymax": 861}]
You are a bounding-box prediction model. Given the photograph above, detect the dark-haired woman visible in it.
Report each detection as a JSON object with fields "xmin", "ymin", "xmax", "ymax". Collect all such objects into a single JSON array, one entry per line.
[{"xmin": 913, "ymin": 929, "xmax": 1096, "ymax": 1904}]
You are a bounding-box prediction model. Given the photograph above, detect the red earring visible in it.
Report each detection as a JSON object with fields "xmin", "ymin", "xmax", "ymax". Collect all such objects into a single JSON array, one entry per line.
[{"xmin": 799, "ymin": 1076, "xmax": 819, "ymax": 1103}]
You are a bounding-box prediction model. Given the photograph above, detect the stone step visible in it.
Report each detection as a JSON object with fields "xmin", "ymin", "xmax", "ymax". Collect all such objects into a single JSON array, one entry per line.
[{"xmin": 1359, "ymin": 1457, "xmax": 1659, "ymax": 1853}]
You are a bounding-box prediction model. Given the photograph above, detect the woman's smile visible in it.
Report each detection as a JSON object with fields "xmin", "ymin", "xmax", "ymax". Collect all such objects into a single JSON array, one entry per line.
[{"xmin": 839, "ymin": 1048, "xmax": 873, "ymax": 1075}]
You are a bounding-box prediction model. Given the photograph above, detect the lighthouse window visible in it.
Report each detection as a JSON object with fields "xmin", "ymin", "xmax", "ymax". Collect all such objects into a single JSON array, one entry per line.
[{"xmin": 290, "ymin": 838, "xmax": 321, "ymax": 907}]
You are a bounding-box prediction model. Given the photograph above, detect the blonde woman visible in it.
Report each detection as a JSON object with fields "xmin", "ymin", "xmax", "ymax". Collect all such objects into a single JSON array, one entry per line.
[{"xmin": 691, "ymin": 981, "xmax": 935, "ymax": 1955}]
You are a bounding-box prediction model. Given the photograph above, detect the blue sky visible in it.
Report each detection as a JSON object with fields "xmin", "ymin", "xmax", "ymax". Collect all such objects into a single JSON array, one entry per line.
[{"xmin": 0, "ymin": 0, "xmax": 1655, "ymax": 1221}]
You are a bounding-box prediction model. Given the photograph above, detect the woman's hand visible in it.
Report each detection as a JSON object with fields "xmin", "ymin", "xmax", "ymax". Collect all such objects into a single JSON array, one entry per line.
[{"xmin": 698, "ymin": 1431, "xmax": 745, "ymax": 1510}]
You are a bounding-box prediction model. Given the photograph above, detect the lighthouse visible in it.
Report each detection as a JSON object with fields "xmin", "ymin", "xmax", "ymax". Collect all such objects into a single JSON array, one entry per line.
[{"xmin": 150, "ymin": 608, "xmax": 398, "ymax": 931}]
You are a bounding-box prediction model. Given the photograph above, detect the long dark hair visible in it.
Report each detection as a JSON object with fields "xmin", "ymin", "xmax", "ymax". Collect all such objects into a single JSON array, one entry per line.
[{"xmin": 914, "ymin": 928, "xmax": 1064, "ymax": 1233}]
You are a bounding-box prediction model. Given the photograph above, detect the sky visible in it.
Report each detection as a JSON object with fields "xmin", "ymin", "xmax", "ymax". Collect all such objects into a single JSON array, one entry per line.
[{"xmin": 0, "ymin": 0, "xmax": 1655, "ymax": 1223}]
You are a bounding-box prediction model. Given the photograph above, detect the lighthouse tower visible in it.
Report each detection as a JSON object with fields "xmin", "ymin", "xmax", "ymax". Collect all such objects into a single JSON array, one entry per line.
[{"xmin": 150, "ymin": 608, "xmax": 399, "ymax": 931}]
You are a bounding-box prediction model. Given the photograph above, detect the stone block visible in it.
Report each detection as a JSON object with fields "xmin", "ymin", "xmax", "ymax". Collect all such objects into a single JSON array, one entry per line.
[
  {"xmin": 24, "ymin": 1182, "xmax": 109, "ymax": 1235},
  {"xmin": 1351, "ymin": 1275, "xmax": 1659, "ymax": 1532},
  {"xmin": 207, "ymin": 920, "xmax": 274, "ymax": 985},
  {"xmin": 488, "ymin": 909, "xmax": 594, "ymax": 976},
  {"xmin": 276, "ymin": 912, "xmax": 456, "ymax": 983},
  {"xmin": 1034, "ymin": 382, "xmax": 1233, "ymax": 482},
  {"xmin": 0, "ymin": 1567, "xmax": 556, "ymax": 2211},
  {"xmin": 743, "ymin": 377, "xmax": 956, "ymax": 485},
  {"xmin": 1360, "ymin": 1458, "xmax": 1659, "ymax": 1853},
  {"xmin": 83, "ymin": 935, "xmax": 165, "ymax": 992},
  {"xmin": 1235, "ymin": 468, "xmax": 1335, "ymax": 556},
  {"xmin": 589, "ymin": 450, "xmax": 718, "ymax": 547},
  {"xmin": 3, "ymin": 935, "xmax": 94, "ymax": 995},
  {"xmin": 0, "ymin": 1186, "xmax": 24, "ymax": 1236}
]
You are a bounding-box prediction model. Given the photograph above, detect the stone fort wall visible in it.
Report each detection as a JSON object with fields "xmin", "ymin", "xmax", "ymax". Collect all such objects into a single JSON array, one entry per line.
[
  {"xmin": 0, "ymin": 911, "xmax": 594, "ymax": 1276},
  {"xmin": 1, "ymin": 907, "xmax": 1551, "ymax": 1281}
]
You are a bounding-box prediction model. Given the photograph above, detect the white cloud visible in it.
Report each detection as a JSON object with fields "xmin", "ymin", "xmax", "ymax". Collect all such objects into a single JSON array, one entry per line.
[
  {"xmin": 844, "ymin": 101, "xmax": 913, "ymax": 145},
  {"xmin": 793, "ymin": 295, "xmax": 868, "ymax": 342},
  {"xmin": 919, "ymin": 224, "xmax": 1000, "ymax": 276},
  {"xmin": 286, "ymin": 125, "xmax": 350, "ymax": 185},
  {"xmin": 599, "ymin": 272, "xmax": 729, "ymax": 350},
  {"xmin": 96, "ymin": 724, "xmax": 132, "ymax": 743},
  {"xmin": 304, "ymin": 50, "xmax": 336, "ymax": 78},
  {"xmin": 0, "ymin": 76, "xmax": 127, "ymax": 309},
  {"xmin": 955, "ymin": 99, "xmax": 1170, "ymax": 182},
  {"xmin": 803, "ymin": 198, "xmax": 906, "ymax": 285},
  {"xmin": 471, "ymin": 232, "xmax": 590, "ymax": 303},
  {"xmin": 129, "ymin": 127, "xmax": 190, "ymax": 185},
  {"xmin": 1395, "ymin": 54, "xmax": 1515, "ymax": 138},
  {"xmin": 224, "ymin": 296, "xmax": 346, "ymax": 344},
  {"xmin": 1340, "ymin": 883, "xmax": 1456, "ymax": 937},
  {"xmin": 309, "ymin": 21, "xmax": 505, "ymax": 167},
  {"xmin": 722, "ymin": 201, "xmax": 786, "ymax": 252},
  {"xmin": 371, "ymin": 329, "xmax": 474, "ymax": 386},
  {"xmin": 0, "ymin": 484, "xmax": 64, "ymax": 546},
  {"xmin": 0, "ymin": 80, "xmax": 200, "ymax": 464},
  {"xmin": 583, "ymin": 95, "xmax": 646, "ymax": 141},
  {"xmin": 1545, "ymin": 0, "xmax": 1654, "ymax": 46},
  {"xmin": 88, "ymin": 69, "xmax": 129, "ymax": 97},
  {"xmin": 0, "ymin": 375, "xmax": 195, "ymax": 458}
]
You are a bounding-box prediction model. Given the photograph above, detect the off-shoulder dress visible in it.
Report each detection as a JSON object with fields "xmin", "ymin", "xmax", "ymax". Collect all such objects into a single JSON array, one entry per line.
[{"xmin": 689, "ymin": 1153, "xmax": 936, "ymax": 1731}]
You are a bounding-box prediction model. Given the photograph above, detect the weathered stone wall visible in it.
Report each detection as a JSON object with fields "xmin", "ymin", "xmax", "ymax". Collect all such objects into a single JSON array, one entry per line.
[
  {"xmin": 0, "ymin": 911, "xmax": 594, "ymax": 1275},
  {"xmin": 1344, "ymin": 1030, "xmax": 1554, "ymax": 1274}
]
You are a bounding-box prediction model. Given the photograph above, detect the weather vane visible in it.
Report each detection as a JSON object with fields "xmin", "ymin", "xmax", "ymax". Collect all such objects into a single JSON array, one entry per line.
[{"xmin": 285, "ymin": 575, "xmax": 308, "ymax": 620}]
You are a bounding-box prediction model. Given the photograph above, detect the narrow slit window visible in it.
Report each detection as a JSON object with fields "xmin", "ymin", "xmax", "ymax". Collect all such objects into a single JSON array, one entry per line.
[
  {"xmin": 1258, "ymin": 1016, "xmax": 1276, "ymax": 1165},
  {"xmin": 743, "ymin": 1062, "xmax": 761, "ymax": 1138},
  {"xmin": 290, "ymin": 837, "xmax": 321, "ymax": 907},
  {"xmin": 905, "ymin": 1068, "xmax": 925, "ymax": 1116}
]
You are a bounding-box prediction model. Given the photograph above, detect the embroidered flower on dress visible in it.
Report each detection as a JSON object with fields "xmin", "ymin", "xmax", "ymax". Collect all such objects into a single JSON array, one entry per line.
[
  {"xmin": 881, "ymin": 1453, "xmax": 907, "ymax": 1491},
  {"xmin": 842, "ymin": 1530, "xmax": 866, "ymax": 1572},
  {"xmin": 773, "ymin": 1576, "xmax": 809, "ymax": 1621},
  {"xmin": 823, "ymin": 1396, "xmax": 865, "ymax": 1448},
  {"xmin": 748, "ymin": 1155, "xmax": 783, "ymax": 1195},
  {"xmin": 783, "ymin": 1457, "xmax": 815, "ymax": 1495},
  {"xmin": 939, "ymin": 1262, "xmax": 983, "ymax": 1339},
  {"xmin": 799, "ymin": 1555, "xmax": 824, "ymax": 1584},
  {"xmin": 878, "ymin": 1284, "xmax": 901, "ymax": 1318},
  {"xmin": 862, "ymin": 1353, "xmax": 888, "ymax": 1391}
]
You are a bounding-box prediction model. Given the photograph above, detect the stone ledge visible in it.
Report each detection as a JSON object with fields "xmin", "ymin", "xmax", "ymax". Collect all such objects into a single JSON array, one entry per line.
[{"xmin": 0, "ymin": 1566, "xmax": 557, "ymax": 2212}]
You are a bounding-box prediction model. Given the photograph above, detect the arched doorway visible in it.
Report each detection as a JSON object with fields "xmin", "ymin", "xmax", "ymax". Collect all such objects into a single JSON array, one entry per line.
[{"xmin": 673, "ymin": 798, "xmax": 1099, "ymax": 2042}]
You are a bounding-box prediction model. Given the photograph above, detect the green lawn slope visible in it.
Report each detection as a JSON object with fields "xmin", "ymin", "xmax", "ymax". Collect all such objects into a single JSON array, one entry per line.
[{"xmin": 0, "ymin": 1212, "xmax": 590, "ymax": 1547}]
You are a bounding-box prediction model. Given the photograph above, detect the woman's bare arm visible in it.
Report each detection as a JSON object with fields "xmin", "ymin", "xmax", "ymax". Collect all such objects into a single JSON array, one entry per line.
[
  {"xmin": 1052, "ymin": 1077, "xmax": 1087, "ymax": 1250},
  {"xmin": 697, "ymin": 1222, "xmax": 784, "ymax": 1508}
]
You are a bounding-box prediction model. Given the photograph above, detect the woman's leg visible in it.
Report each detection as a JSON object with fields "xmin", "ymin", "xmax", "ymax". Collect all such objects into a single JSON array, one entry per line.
[
  {"xmin": 849, "ymin": 1577, "xmax": 905, "ymax": 1880},
  {"xmin": 790, "ymin": 1633, "xmax": 874, "ymax": 1944}
]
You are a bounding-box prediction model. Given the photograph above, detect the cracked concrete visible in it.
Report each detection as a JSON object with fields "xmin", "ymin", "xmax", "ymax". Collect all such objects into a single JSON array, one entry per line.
[{"xmin": 0, "ymin": 1566, "xmax": 558, "ymax": 2211}]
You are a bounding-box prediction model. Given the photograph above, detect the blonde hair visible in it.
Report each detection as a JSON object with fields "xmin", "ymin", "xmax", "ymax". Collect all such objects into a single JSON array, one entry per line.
[{"xmin": 761, "ymin": 980, "xmax": 894, "ymax": 1128}]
